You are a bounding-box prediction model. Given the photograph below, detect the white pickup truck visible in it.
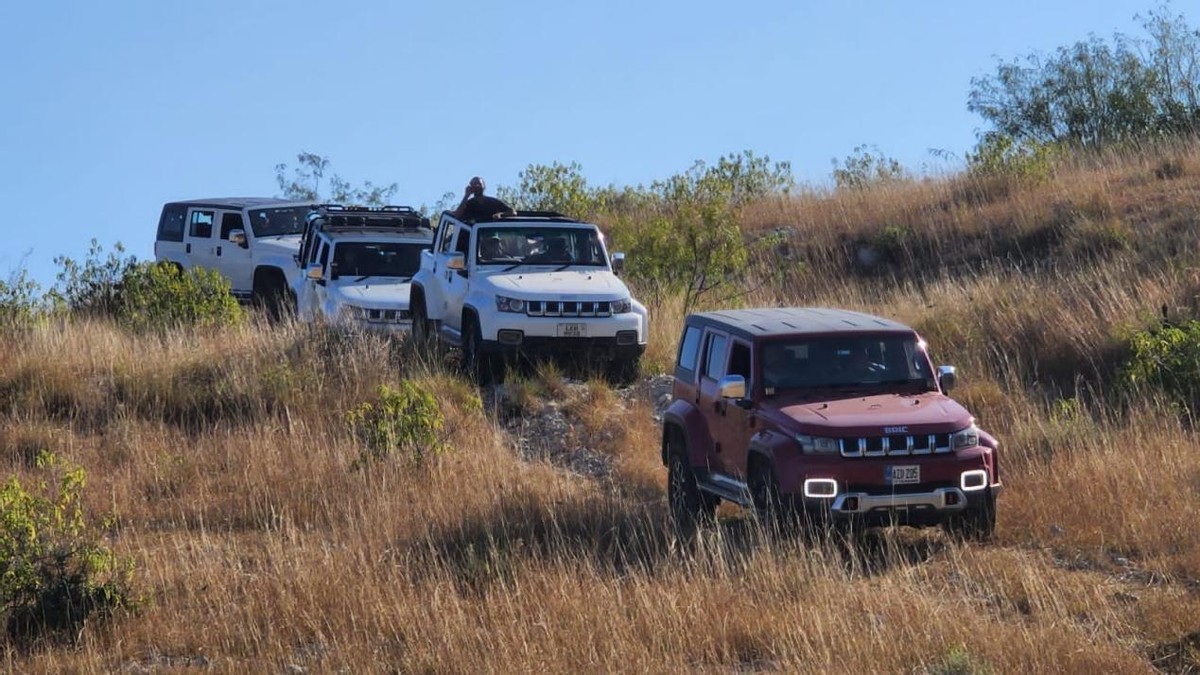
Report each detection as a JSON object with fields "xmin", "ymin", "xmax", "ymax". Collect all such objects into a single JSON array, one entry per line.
[
  {"xmin": 409, "ymin": 210, "xmax": 647, "ymax": 382},
  {"xmin": 154, "ymin": 197, "xmax": 315, "ymax": 316},
  {"xmin": 294, "ymin": 204, "xmax": 433, "ymax": 332}
]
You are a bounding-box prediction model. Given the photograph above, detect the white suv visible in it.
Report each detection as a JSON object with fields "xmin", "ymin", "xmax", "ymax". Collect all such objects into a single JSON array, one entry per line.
[
  {"xmin": 154, "ymin": 197, "xmax": 315, "ymax": 315},
  {"xmin": 410, "ymin": 210, "xmax": 647, "ymax": 382},
  {"xmin": 294, "ymin": 205, "xmax": 433, "ymax": 332}
]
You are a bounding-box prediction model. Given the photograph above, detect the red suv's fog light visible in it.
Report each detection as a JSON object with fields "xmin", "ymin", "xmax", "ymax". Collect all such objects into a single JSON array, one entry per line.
[
  {"xmin": 844, "ymin": 497, "xmax": 860, "ymax": 512},
  {"xmin": 945, "ymin": 492, "xmax": 960, "ymax": 506},
  {"xmin": 960, "ymin": 469, "xmax": 988, "ymax": 492},
  {"xmin": 803, "ymin": 478, "xmax": 838, "ymax": 498}
]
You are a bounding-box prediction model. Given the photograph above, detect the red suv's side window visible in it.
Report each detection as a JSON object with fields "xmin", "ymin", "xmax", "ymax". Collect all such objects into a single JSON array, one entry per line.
[{"xmin": 703, "ymin": 334, "xmax": 728, "ymax": 380}]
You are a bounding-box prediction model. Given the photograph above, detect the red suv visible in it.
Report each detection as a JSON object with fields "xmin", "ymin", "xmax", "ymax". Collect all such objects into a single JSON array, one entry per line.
[{"xmin": 662, "ymin": 307, "xmax": 1001, "ymax": 539}]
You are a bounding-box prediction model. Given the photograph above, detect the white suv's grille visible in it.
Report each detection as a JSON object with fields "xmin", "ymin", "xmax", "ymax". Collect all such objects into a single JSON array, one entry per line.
[
  {"xmin": 525, "ymin": 300, "xmax": 612, "ymax": 317},
  {"xmin": 839, "ymin": 433, "xmax": 953, "ymax": 457},
  {"xmin": 365, "ymin": 309, "xmax": 412, "ymax": 323}
]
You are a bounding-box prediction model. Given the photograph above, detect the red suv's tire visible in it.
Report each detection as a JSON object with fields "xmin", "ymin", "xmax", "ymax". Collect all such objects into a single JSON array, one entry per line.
[{"xmin": 668, "ymin": 452, "xmax": 715, "ymax": 538}]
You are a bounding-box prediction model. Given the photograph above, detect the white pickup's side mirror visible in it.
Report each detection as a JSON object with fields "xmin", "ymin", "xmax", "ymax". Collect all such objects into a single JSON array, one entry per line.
[
  {"xmin": 306, "ymin": 266, "xmax": 323, "ymax": 281},
  {"xmin": 446, "ymin": 253, "xmax": 466, "ymax": 272},
  {"xmin": 937, "ymin": 365, "xmax": 957, "ymax": 393},
  {"xmin": 718, "ymin": 374, "xmax": 747, "ymax": 400},
  {"xmin": 611, "ymin": 251, "xmax": 625, "ymax": 272},
  {"xmin": 228, "ymin": 229, "xmax": 247, "ymax": 247}
]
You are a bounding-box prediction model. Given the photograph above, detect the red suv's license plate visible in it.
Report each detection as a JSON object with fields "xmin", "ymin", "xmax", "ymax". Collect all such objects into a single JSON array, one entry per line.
[{"xmin": 886, "ymin": 465, "xmax": 920, "ymax": 485}]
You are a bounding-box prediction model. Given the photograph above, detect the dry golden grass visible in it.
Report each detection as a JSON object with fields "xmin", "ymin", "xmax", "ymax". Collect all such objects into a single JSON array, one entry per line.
[{"xmin": 5, "ymin": 144, "xmax": 1200, "ymax": 672}]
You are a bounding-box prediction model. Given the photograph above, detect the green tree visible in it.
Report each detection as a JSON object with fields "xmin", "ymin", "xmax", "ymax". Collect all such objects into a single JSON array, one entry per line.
[
  {"xmin": 968, "ymin": 5, "xmax": 1200, "ymax": 148},
  {"xmin": 496, "ymin": 161, "xmax": 602, "ymax": 220},
  {"xmin": 275, "ymin": 151, "xmax": 400, "ymax": 206}
]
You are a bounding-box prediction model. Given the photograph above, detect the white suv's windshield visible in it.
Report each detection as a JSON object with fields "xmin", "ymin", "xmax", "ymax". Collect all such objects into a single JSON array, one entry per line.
[
  {"xmin": 249, "ymin": 206, "xmax": 310, "ymax": 237},
  {"xmin": 761, "ymin": 335, "xmax": 935, "ymax": 393},
  {"xmin": 333, "ymin": 242, "xmax": 424, "ymax": 280},
  {"xmin": 475, "ymin": 226, "xmax": 608, "ymax": 267}
]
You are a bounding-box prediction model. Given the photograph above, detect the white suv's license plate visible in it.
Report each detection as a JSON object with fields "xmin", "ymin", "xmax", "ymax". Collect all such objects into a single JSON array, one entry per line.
[
  {"xmin": 886, "ymin": 465, "xmax": 920, "ymax": 485},
  {"xmin": 557, "ymin": 323, "xmax": 587, "ymax": 337}
]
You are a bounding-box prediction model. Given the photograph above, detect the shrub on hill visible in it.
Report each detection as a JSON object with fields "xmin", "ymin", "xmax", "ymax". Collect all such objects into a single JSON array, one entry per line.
[
  {"xmin": 52, "ymin": 240, "xmax": 242, "ymax": 330},
  {"xmin": 1121, "ymin": 319, "xmax": 1200, "ymax": 413},
  {"xmin": 347, "ymin": 381, "xmax": 447, "ymax": 467},
  {"xmin": 0, "ymin": 268, "xmax": 42, "ymax": 330},
  {"xmin": 1, "ymin": 451, "xmax": 138, "ymax": 644}
]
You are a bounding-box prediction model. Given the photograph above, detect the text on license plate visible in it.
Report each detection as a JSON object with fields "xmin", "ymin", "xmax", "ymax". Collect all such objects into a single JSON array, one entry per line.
[
  {"xmin": 557, "ymin": 323, "xmax": 587, "ymax": 337},
  {"xmin": 885, "ymin": 465, "xmax": 920, "ymax": 485}
]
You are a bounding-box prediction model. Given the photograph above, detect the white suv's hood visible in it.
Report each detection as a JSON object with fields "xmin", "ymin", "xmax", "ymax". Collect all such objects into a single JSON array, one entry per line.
[
  {"xmin": 329, "ymin": 279, "xmax": 412, "ymax": 308},
  {"xmin": 484, "ymin": 269, "xmax": 628, "ymax": 298},
  {"xmin": 254, "ymin": 234, "xmax": 301, "ymax": 256}
]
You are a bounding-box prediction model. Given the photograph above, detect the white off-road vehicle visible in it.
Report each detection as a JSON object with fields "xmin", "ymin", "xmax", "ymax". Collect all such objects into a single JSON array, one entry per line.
[
  {"xmin": 410, "ymin": 210, "xmax": 647, "ymax": 382},
  {"xmin": 154, "ymin": 197, "xmax": 316, "ymax": 315},
  {"xmin": 294, "ymin": 205, "xmax": 433, "ymax": 332}
]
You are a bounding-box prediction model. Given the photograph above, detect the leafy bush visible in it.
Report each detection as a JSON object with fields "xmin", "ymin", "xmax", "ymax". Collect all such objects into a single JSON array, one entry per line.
[
  {"xmin": 832, "ymin": 144, "xmax": 907, "ymax": 190},
  {"xmin": 117, "ymin": 261, "xmax": 242, "ymax": 331},
  {"xmin": 0, "ymin": 267, "xmax": 43, "ymax": 330},
  {"xmin": 52, "ymin": 241, "xmax": 241, "ymax": 330},
  {"xmin": 1121, "ymin": 320, "xmax": 1200, "ymax": 412},
  {"xmin": 966, "ymin": 132, "xmax": 1059, "ymax": 181},
  {"xmin": 51, "ymin": 240, "xmax": 136, "ymax": 318},
  {"xmin": 347, "ymin": 381, "xmax": 446, "ymax": 466},
  {"xmin": 1, "ymin": 451, "xmax": 137, "ymax": 643}
]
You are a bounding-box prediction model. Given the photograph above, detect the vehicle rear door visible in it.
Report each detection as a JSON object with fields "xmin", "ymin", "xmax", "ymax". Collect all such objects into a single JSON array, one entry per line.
[
  {"xmin": 184, "ymin": 208, "xmax": 218, "ymax": 272},
  {"xmin": 154, "ymin": 203, "xmax": 187, "ymax": 264},
  {"xmin": 215, "ymin": 210, "xmax": 253, "ymax": 293},
  {"xmin": 696, "ymin": 329, "xmax": 729, "ymax": 470}
]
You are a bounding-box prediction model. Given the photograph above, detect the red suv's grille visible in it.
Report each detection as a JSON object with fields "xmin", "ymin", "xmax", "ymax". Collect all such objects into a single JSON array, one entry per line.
[{"xmin": 839, "ymin": 433, "xmax": 952, "ymax": 457}]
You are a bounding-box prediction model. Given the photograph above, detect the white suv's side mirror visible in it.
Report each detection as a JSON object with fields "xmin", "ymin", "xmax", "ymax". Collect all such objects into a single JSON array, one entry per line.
[
  {"xmin": 446, "ymin": 253, "xmax": 466, "ymax": 272},
  {"xmin": 611, "ymin": 252, "xmax": 625, "ymax": 273},
  {"xmin": 228, "ymin": 229, "xmax": 247, "ymax": 248},
  {"xmin": 306, "ymin": 265, "xmax": 323, "ymax": 281}
]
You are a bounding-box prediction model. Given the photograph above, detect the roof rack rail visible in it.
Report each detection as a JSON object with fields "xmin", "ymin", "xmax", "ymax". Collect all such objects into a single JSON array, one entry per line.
[{"xmin": 314, "ymin": 203, "xmax": 417, "ymax": 213}]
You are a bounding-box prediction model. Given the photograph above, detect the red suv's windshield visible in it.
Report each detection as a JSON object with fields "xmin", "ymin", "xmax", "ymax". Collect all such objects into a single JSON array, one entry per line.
[{"xmin": 761, "ymin": 334, "xmax": 935, "ymax": 394}]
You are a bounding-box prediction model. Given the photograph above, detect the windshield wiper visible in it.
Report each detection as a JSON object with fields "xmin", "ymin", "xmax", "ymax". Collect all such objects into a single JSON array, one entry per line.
[
  {"xmin": 500, "ymin": 261, "xmax": 532, "ymax": 273},
  {"xmin": 354, "ymin": 275, "xmax": 373, "ymax": 282}
]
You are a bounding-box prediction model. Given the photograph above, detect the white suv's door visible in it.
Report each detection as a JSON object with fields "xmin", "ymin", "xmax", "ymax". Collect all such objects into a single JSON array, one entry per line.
[
  {"xmin": 184, "ymin": 208, "xmax": 218, "ymax": 272},
  {"xmin": 442, "ymin": 224, "xmax": 472, "ymax": 334},
  {"xmin": 296, "ymin": 238, "xmax": 330, "ymax": 321},
  {"xmin": 216, "ymin": 210, "xmax": 253, "ymax": 293}
]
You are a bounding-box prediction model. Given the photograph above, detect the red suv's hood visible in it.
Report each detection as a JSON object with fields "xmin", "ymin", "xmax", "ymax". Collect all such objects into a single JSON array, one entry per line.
[{"xmin": 774, "ymin": 392, "xmax": 972, "ymax": 435}]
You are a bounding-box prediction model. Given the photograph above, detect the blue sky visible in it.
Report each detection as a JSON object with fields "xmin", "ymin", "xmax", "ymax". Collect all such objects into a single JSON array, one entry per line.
[{"xmin": 1, "ymin": 0, "xmax": 1191, "ymax": 289}]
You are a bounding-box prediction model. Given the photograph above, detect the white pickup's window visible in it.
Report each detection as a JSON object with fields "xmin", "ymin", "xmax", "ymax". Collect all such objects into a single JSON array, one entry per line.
[{"xmin": 189, "ymin": 210, "xmax": 214, "ymax": 238}]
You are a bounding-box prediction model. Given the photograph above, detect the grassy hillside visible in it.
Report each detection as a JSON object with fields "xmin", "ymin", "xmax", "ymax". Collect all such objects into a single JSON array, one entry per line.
[{"xmin": 4, "ymin": 142, "xmax": 1200, "ymax": 672}]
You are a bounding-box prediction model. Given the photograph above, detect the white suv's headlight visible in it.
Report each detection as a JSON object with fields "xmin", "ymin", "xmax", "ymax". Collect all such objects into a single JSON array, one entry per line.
[
  {"xmin": 495, "ymin": 296, "xmax": 526, "ymax": 313},
  {"xmin": 611, "ymin": 297, "xmax": 633, "ymax": 314},
  {"xmin": 796, "ymin": 434, "xmax": 840, "ymax": 454},
  {"xmin": 951, "ymin": 425, "xmax": 980, "ymax": 451}
]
